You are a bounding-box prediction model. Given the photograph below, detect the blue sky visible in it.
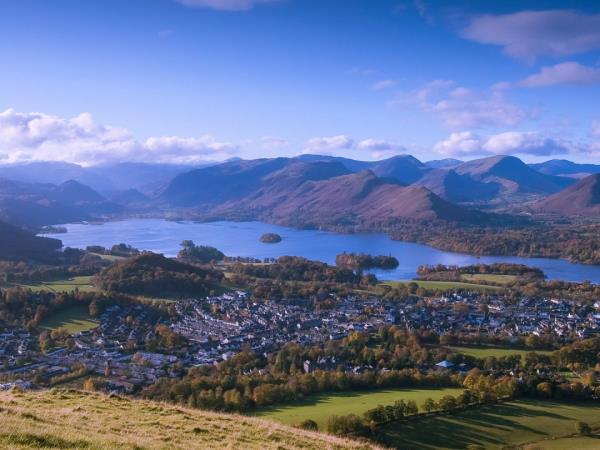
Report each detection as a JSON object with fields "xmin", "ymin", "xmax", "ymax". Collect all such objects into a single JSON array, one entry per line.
[{"xmin": 0, "ymin": 0, "xmax": 599, "ymax": 165}]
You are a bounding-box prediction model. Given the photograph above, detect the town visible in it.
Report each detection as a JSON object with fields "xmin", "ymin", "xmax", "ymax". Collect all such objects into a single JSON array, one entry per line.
[{"xmin": 2, "ymin": 287, "xmax": 599, "ymax": 393}]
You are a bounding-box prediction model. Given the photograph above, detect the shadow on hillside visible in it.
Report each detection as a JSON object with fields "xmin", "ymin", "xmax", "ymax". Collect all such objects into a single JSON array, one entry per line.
[{"xmin": 376, "ymin": 400, "xmax": 582, "ymax": 450}]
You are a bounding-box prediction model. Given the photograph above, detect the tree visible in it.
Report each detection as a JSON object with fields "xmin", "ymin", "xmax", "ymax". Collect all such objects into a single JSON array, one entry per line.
[
  {"xmin": 536, "ymin": 382, "xmax": 553, "ymax": 399},
  {"xmin": 576, "ymin": 421, "xmax": 591, "ymax": 436},
  {"xmin": 298, "ymin": 419, "xmax": 318, "ymax": 431},
  {"xmin": 327, "ymin": 414, "xmax": 369, "ymax": 437},
  {"xmin": 406, "ymin": 400, "xmax": 418, "ymax": 415},
  {"xmin": 422, "ymin": 397, "xmax": 437, "ymax": 413},
  {"xmin": 438, "ymin": 395, "xmax": 457, "ymax": 412}
]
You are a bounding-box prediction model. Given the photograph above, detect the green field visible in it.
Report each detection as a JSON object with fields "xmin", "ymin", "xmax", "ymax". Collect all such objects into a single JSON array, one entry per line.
[
  {"xmin": 90, "ymin": 252, "xmax": 125, "ymax": 262},
  {"xmin": 449, "ymin": 345, "xmax": 553, "ymax": 359},
  {"xmin": 377, "ymin": 399, "xmax": 600, "ymax": 450},
  {"xmin": 383, "ymin": 280, "xmax": 500, "ymax": 291},
  {"xmin": 14, "ymin": 275, "xmax": 97, "ymax": 293},
  {"xmin": 39, "ymin": 304, "xmax": 99, "ymax": 334},
  {"xmin": 532, "ymin": 435, "xmax": 600, "ymax": 449},
  {"xmin": 254, "ymin": 387, "xmax": 464, "ymax": 430},
  {"xmin": 461, "ymin": 274, "xmax": 516, "ymax": 285}
]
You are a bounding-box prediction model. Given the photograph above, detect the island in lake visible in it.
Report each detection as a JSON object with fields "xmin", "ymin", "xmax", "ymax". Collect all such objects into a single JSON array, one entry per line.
[
  {"xmin": 260, "ymin": 233, "xmax": 282, "ymax": 244},
  {"xmin": 336, "ymin": 252, "xmax": 399, "ymax": 270}
]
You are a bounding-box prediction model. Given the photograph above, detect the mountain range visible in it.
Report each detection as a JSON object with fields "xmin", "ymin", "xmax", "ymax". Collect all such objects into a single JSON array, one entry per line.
[
  {"xmin": 208, "ymin": 163, "xmax": 484, "ymax": 225},
  {"xmin": 0, "ymin": 178, "xmax": 122, "ymax": 227},
  {"xmin": 0, "ymin": 154, "xmax": 598, "ymax": 230},
  {"xmin": 416, "ymin": 156, "xmax": 575, "ymax": 204}
]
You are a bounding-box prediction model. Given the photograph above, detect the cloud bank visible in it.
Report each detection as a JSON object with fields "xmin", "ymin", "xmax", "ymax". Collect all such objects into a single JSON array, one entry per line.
[
  {"xmin": 402, "ymin": 80, "xmax": 527, "ymax": 129},
  {"xmin": 462, "ymin": 10, "xmax": 600, "ymax": 62},
  {"xmin": 0, "ymin": 109, "xmax": 237, "ymax": 166},
  {"xmin": 519, "ymin": 62, "xmax": 600, "ymax": 87},
  {"xmin": 435, "ymin": 130, "xmax": 579, "ymax": 158},
  {"xmin": 303, "ymin": 135, "xmax": 353, "ymax": 154}
]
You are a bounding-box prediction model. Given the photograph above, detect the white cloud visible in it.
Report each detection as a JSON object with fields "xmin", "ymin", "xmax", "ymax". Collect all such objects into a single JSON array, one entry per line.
[
  {"xmin": 261, "ymin": 136, "xmax": 289, "ymax": 150},
  {"xmin": 405, "ymin": 80, "xmax": 527, "ymax": 129},
  {"xmin": 356, "ymin": 138, "xmax": 407, "ymax": 159},
  {"xmin": 519, "ymin": 62, "xmax": 600, "ymax": 87},
  {"xmin": 0, "ymin": 108, "xmax": 237, "ymax": 166},
  {"xmin": 435, "ymin": 130, "xmax": 577, "ymax": 158},
  {"xmin": 303, "ymin": 135, "xmax": 353, "ymax": 154},
  {"xmin": 371, "ymin": 79, "xmax": 397, "ymax": 91},
  {"xmin": 175, "ymin": 0, "xmax": 281, "ymax": 11},
  {"xmin": 592, "ymin": 120, "xmax": 600, "ymax": 138},
  {"xmin": 356, "ymin": 138, "xmax": 404, "ymax": 152},
  {"xmin": 434, "ymin": 131, "xmax": 482, "ymax": 157},
  {"xmin": 462, "ymin": 10, "xmax": 600, "ymax": 62}
]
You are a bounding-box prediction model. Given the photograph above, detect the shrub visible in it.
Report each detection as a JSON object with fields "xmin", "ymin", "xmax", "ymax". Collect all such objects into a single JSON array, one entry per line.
[
  {"xmin": 298, "ymin": 419, "xmax": 318, "ymax": 431},
  {"xmin": 576, "ymin": 421, "xmax": 592, "ymax": 436}
]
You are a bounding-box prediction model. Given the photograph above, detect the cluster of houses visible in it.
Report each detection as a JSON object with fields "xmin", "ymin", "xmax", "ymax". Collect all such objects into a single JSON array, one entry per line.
[
  {"xmin": 0, "ymin": 328, "xmax": 33, "ymax": 366},
  {"xmin": 172, "ymin": 292, "xmax": 397, "ymax": 365},
  {"xmin": 2, "ymin": 289, "xmax": 600, "ymax": 392},
  {"xmin": 395, "ymin": 292, "xmax": 600, "ymax": 340}
]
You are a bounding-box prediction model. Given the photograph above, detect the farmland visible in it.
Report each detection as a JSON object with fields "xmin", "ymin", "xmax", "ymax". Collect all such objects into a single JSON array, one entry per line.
[
  {"xmin": 382, "ymin": 280, "xmax": 500, "ymax": 291},
  {"xmin": 39, "ymin": 304, "xmax": 99, "ymax": 334},
  {"xmin": 377, "ymin": 399, "xmax": 600, "ymax": 450},
  {"xmin": 11, "ymin": 275, "xmax": 97, "ymax": 293},
  {"xmin": 254, "ymin": 387, "xmax": 464, "ymax": 430},
  {"xmin": 460, "ymin": 273, "xmax": 516, "ymax": 285},
  {"xmin": 449, "ymin": 345, "xmax": 553, "ymax": 359}
]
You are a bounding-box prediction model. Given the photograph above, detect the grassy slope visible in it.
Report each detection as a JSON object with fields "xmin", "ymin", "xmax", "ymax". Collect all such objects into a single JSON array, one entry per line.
[
  {"xmin": 254, "ymin": 387, "xmax": 464, "ymax": 430},
  {"xmin": 383, "ymin": 280, "xmax": 500, "ymax": 291},
  {"xmin": 460, "ymin": 274, "xmax": 516, "ymax": 285},
  {"xmin": 39, "ymin": 304, "xmax": 99, "ymax": 334},
  {"xmin": 449, "ymin": 345, "xmax": 552, "ymax": 358},
  {"xmin": 0, "ymin": 389, "xmax": 379, "ymax": 450},
  {"xmin": 377, "ymin": 398, "xmax": 600, "ymax": 450},
  {"xmin": 13, "ymin": 275, "xmax": 97, "ymax": 293}
]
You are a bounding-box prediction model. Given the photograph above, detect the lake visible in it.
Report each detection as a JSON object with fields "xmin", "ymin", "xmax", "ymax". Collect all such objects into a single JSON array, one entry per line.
[{"xmin": 43, "ymin": 219, "xmax": 600, "ymax": 283}]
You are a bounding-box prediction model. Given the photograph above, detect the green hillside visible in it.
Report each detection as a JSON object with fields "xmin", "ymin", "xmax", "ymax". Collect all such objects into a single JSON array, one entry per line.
[{"xmin": 0, "ymin": 389, "xmax": 378, "ymax": 450}]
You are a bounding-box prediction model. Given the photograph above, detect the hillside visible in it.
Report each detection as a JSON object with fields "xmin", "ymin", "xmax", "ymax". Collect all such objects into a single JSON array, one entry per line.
[
  {"xmin": 95, "ymin": 252, "xmax": 224, "ymax": 296},
  {"xmin": 417, "ymin": 155, "xmax": 575, "ymax": 203},
  {"xmin": 0, "ymin": 221, "xmax": 62, "ymax": 261},
  {"xmin": 0, "ymin": 161, "xmax": 201, "ymax": 193},
  {"xmin": 297, "ymin": 154, "xmax": 430, "ymax": 184},
  {"xmin": 0, "ymin": 177, "xmax": 121, "ymax": 227},
  {"xmin": 530, "ymin": 159, "xmax": 600, "ymax": 179},
  {"xmin": 216, "ymin": 169, "xmax": 486, "ymax": 225},
  {"xmin": 424, "ymin": 158, "xmax": 463, "ymax": 169},
  {"xmin": 161, "ymin": 158, "xmax": 292, "ymax": 206},
  {"xmin": 0, "ymin": 389, "xmax": 376, "ymax": 450},
  {"xmin": 532, "ymin": 174, "xmax": 600, "ymax": 216}
]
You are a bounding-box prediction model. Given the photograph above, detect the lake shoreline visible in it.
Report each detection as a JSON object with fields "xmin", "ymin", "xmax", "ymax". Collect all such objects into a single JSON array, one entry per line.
[{"xmin": 41, "ymin": 218, "xmax": 600, "ymax": 284}]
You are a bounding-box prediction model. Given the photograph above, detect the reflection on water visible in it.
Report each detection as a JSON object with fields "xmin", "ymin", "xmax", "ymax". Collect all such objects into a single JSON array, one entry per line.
[{"xmin": 43, "ymin": 219, "xmax": 600, "ymax": 283}]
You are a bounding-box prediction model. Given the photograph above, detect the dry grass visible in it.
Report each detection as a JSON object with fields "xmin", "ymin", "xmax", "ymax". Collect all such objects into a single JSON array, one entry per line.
[{"xmin": 0, "ymin": 389, "xmax": 381, "ymax": 450}]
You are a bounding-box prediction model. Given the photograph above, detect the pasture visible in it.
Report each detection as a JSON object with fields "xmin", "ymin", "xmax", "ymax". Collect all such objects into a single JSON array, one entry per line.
[
  {"xmin": 377, "ymin": 398, "xmax": 600, "ymax": 450},
  {"xmin": 449, "ymin": 345, "xmax": 553, "ymax": 359},
  {"xmin": 254, "ymin": 387, "xmax": 464, "ymax": 430},
  {"xmin": 460, "ymin": 273, "xmax": 516, "ymax": 285},
  {"xmin": 383, "ymin": 280, "xmax": 500, "ymax": 291},
  {"xmin": 39, "ymin": 304, "xmax": 99, "ymax": 334},
  {"xmin": 15, "ymin": 275, "xmax": 97, "ymax": 293}
]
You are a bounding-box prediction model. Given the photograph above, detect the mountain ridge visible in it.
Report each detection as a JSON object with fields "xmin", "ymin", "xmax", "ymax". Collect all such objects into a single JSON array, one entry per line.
[{"xmin": 532, "ymin": 173, "xmax": 600, "ymax": 216}]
